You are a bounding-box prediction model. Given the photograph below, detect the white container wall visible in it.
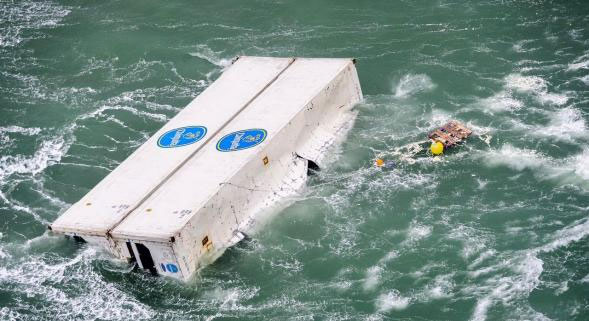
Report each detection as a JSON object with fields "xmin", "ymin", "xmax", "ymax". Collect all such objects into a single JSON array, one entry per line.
[{"xmin": 51, "ymin": 57, "xmax": 363, "ymax": 281}]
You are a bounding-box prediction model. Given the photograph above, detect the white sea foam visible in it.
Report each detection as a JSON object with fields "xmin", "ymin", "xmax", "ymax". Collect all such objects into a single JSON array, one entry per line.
[
  {"xmin": 542, "ymin": 148, "xmax": 589, "ymax": 188},
  {"xmin": 403, "ymin": 223, "xmax": 432, "ymax": 245},
  {"xmin": 567, "ymin": 52, "xmax": 589, "ymax": 71},
  {"xmin": 0, "ymin": 137, "xmax": 68, "ymax": 184},
  {"xmin": 504, "ymin": 74, "xmax": 547, "ymax": 93},
  {"xmin": 568, "ymin": 149, "xmax": 589, "ymax": 181},
  {"xmin": 538, "ymin": 92, "xmax": 569, "ymax": 105},
  {"xmin": 269, "ymin": 258, "xmax": 303, "ymax": 273},
  {"xmin": 540, "ymin": 217, "xmax": 589, "ymax": 254},
  {"xmin": 476, "ymin": 178, "xmax": 488, "ymax": 189},
  {"xmin": 0, "ymin": 126, "xmax": 42, "ymax": 136},
  {"xmin": 0, "ymin": 247, "xmax": 153, "ymax": 320},
  {"xmin": 0, "ymin": 231, "xmax": 8, "ymax": 259},
  {"xmin": 470, "ymin": 297, "xmax": 492, "ymax": 321},
  {"xmin": 0, "ymin": 307, "xmax": 20, "ymax": 321},
  {"xmin": 534, "ymin": 107, "xmax": 588, "ymax": 142},
  {"xmin": 480, "ymin": 92, "xmax": 523, "ymax": 111},
  {"xmin": 483, "ymin": 145, "xmax": 589, "ymax": 190},
  {"xmin": 379, "ymin": 250, "xmax": 399, "ymax": 264},
  {"xmin": 506, "ymin": 74, "xmax": 568, "ymax": 106},
  {"xmin": 361, "ymin": 250, "xmax": 399, "ymax": 292},
  {"xmin": 419, "ymin": 274, "xmax": 455, "ymax": 301},
  {"xmin": 448, "ymin": 224, "xmax": 491, "ymax": 260},
  {"xmin": 466, "ymin": 216, "xmax": 589, "ymax": 321},
  {"xmin": 512, "ymin": 40, "xmax": 537, "ymax": 53},
  {"xmin": 375, "ymin": 290, "xmax": 410, "ymax": 312},
  {"xmin": 554, "ymin": 281, "xmax": 569, "ymax": 295},
  {"xmin": 468, "ymin": 250, "xmax": 496, "ymax": 270},
  {"xmin": 363, "ymin": 266, "xmax": 383, "ymax": 291},
  {"xmin": 481, "ymin": 73, "xmax": 568, "ymax": 112},
  {"xmin": 113, "ymin": 59, "xmax": 170, "ymax": 84},
  {"xmin": 394, "ymin": 74, "xmax": 436, "ymax": 98},
  {"xmin": 467, "ymin": 253, "xmax": 545, "ymax": 321},
  {"xmin": 79, "ymin": 104, "xmax": 168, "ymax": 123},
  {"xmin": 483, "ymin": 144, "xmax": 545, "ymax": 171},
  {"xmin": 0, "ymin": 126, "xmax": 42, "ymax": 148},
  {"xmin": 568, "ymin": 29, "xmax": 583, "ymax": 41},
  {"xmin": 0, "ymin": 1, "xmax": 71, "ymax": 48},
  {"xmin": 204, "ymin": 286, "xmax": 260, "ymax": 311},
  {"xmin": 77, "ymin": 56, "xmax": 119, "ymax": 77},
  {"xmin": 189, "ymin": 44, "xmax": 232, "ymax": 68}
]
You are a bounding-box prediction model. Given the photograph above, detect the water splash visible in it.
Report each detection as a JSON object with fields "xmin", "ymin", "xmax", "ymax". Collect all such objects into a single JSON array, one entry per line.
[{"xmin": 393, "ymin": 74, "xmax": 437, "ymax": 98}]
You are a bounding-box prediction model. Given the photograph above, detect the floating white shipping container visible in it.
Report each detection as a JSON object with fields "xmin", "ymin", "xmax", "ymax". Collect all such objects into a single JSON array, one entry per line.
[{"xmin": 50, "ymin": 56, "xmax": 363, "ymax": 281}]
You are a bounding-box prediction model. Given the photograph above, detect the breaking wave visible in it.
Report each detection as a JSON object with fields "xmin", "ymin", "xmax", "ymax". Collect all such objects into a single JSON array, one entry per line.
[
  {"xmin": 375, "ymin": 290, "xmax": 411, "ymax": 312},
  {"xmin": 394, "ymin": 74, "xmax": 437, "ymax": 98},
  {"xmin": 480, "ymin": 74, "xmax": 568, "ymax": 112},
  {"xmin": 188, "ymin": 44, "xmax": 233, "ymax": 68},
  {"xmin": 482, "ymin": 144, "xmax": 589, "ymax": 189}
]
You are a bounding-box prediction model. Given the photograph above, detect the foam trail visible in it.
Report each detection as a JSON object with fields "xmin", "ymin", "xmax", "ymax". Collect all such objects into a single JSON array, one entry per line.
[
  {"xmin": 0, "ymin": 126, "xmax": 42, "ymax": 136},
  {"xmin": 79, "ymin": 105, "xmax": 168, "ymax": 123},
  {"xmin": 540, "ymin": 217, "xmax": 589, "ymax": 254}
]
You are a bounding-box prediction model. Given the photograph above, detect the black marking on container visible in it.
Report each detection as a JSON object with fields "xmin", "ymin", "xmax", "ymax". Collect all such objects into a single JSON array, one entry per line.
[
  {"xmin": 135, "ymin": 243, "xmax": 157, "ymax": 276},
  {"xmin": 126, "ymin": 241, "xmax": 137, "ymax": 264}
]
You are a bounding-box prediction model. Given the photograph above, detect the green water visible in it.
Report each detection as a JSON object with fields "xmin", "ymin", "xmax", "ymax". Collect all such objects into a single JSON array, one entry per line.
[{"xmin": 1, "ymin": 0, "xmax": 589, "ymax": 320}]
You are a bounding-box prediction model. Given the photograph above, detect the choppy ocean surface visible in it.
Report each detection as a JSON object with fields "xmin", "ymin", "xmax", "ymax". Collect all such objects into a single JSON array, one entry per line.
[{"xmin": 1, "ymin": 0, "xmax": 588, "ymax": 320}]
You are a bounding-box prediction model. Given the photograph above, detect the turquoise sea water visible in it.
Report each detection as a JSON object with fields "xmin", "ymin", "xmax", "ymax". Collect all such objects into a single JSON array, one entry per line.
[{"xmin": 1, "ymin": 1, "xmax": 588, "ymax": 320}]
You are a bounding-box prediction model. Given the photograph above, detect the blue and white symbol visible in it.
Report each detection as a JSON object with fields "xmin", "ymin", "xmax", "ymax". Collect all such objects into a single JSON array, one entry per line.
[
  {"xmin": 166, "ymin": 263, "xmax": 178, "ymax": 273},
  {"xmin": 216, "ymin": 129, "xmax": 267, "ymax": 152},
  {"xmin": 161, "ymin": 263, "xmax": 179, "ymax": 273},
  {"xmin": 158, "ymin": 126, "xmax": 207, "ymax": 148}
]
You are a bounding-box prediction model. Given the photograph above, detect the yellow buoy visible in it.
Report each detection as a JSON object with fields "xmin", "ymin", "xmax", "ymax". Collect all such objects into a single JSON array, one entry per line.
[
  {"xmin": 430, "ymin": 141, "xmax": 444, "ymax": 155},
  {"xmin": 375, "ymin": 158, "xmax": 385, "ymax": 167}
]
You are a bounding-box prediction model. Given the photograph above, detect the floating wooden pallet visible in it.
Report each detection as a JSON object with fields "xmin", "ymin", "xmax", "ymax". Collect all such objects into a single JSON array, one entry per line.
[{"xmin": 428, "ymin": 120, "xmax": 472, "ymax": 148}]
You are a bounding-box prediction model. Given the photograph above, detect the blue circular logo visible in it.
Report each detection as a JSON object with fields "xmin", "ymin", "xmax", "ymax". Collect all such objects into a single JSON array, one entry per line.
[
  {"xmin": 158, "ymin": 126, "xmax": 207, "ymax": 148},
  {"xmin": 216, "ymin": 129, "xmax": 267, "ymax": 152}
]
